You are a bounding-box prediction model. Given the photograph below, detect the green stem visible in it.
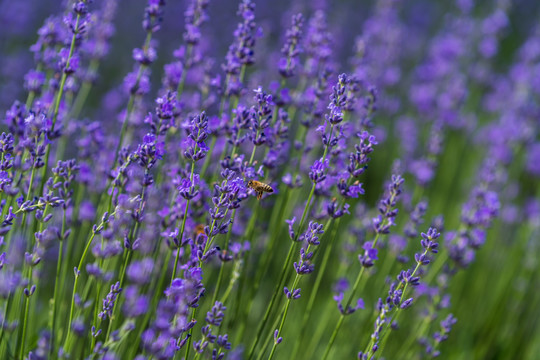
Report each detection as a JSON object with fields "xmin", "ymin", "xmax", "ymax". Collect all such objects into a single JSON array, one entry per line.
[
  {"xmin": 64, "ymin": 206, "xmax": 114, "ymax": 349},
  {"xmin": 247, "ymin": 124, "xmax": 335, "ymax": 360},
  {"xmin": 267, "ymin": 236, "xmax": 315, "ymax": 360},
  {"xmin": 211, "ymin": 209, "xmax": 235, "ymax": 304},
  {"xmin": 171, "ymin": 159, "xmax": 196, "ymax": 284},
  {"xmin": 50, "ymin": 208, "xmax": 67, "ymax": 356},
  {"xmin": 38, "ymin": 14, "xmax": 81, "ymax": 196},
  {"xmin": 104, "ymin": 249, "xmax": 132, "ymax": 343},
  {"xmin": 322, "ymin": 267, "xmax": 366, "ymax": 360},
  {"xmin": 18, "ymin": 283, "xmax": 32, "ymax": 359},
  {"xmin": 291, "ymin": 217, "xmax": 340, "ymax": 359},
  {"xmin": 113, "ymin": 32, "xmax": 152, "ymax": 167},
  {"xmin": 372, "ymin": 250, "xmax": 429, "ymax": 358}
]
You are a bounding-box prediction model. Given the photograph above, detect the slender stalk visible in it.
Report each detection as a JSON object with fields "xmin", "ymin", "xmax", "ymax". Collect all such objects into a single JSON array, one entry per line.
[
  {"xmin": 104, "ymin": 249, "xmax": 132, "ymax": 343},
  {"xmin": 39, "ymin": 14, "xmax": 81, "ymax": 195},
  {"xmin": 291, "ymin": 217, "xmax": 340, "ymax": 359},
  {"xmin": 267, "ymin": 236, "xmax": 317, "ymax": 360},
  {"xmin": 183, "ymin": 175, "xmax": 233, "ymax": 360},
  {"xmin": 210, "ymin": 208, "xmax": 236, "ymax": 305},
  {"xmin": 247, "ymin": 123, "xmax": 335, "ymax": 360},
  {"xmin": 322, "ymin": 228, "xmax": 381, "ymax": 360},
  {"xmin": 171, "ymin": 159, "xmax": 196, "ymax": 284},
  {"xmin": 113, "ymin": 32, "xmax": 152, "ymax": 168},
  {"xmin": 18, "ymin": 280, "xmax": 32, "ymax": 359},
  {"xmin": 370, "ymin": 249, "xmax": 429, "ymax": 358},
  {"xmin": 64, "ymin": 206, "xmax": 115, "ymax": 349},
  {"xmin": 50, "ymin": 208, "xmax": 67, "ymax": 355},
  {"xmin": 322, "ymin": 266, "xmax": 366, "ymax": 360}
]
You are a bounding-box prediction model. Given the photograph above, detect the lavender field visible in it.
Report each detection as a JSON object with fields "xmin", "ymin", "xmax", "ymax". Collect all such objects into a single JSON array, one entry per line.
[{"xmin": 0, "ymin": 0, "xmax": 539, "ymax": 359}]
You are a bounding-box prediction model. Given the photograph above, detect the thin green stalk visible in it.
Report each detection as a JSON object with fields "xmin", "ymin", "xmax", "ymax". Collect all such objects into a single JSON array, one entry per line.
[
  {"xmin": 64, "ymin": 208, "xmax": 114, "ymax": 349},
  {"xmin": 18, "ymin": 281, "xmax": 32, "ymax": 359},
  {"xmin": 113, "ymin": 32, "xmax": 152, "ymax": 167},
  {"xmin": 229, "ymin": 204, "xmax": 263, "ymax": 341},
  {"xmin": 402, "ymin": 301, "xmax": 437, "ymax": 358},
  {"xmin": 18, "ymin": 188, "xmax": 58, "ymax": 357},
  {"xmin": 183, "ymin": 178, "xmax": 233, "ymax": 359},
  {"xmin": 202, "ymin": 64, "xmax": 246, "ymax": 180},
  {"xmin": 247, "ymin": 124, "xmax": 335, "ymax": 360},
  {"xmin": 370, "ymin": 249, "xmax": 429, "ymax": 358},
  {"xmin": 64, "ymin": 230, "xmax": 97, "ymax": 348},
  {"xmin": 255, "ymin": 314, "xmax": 282, "ymax": 360},
  {"xmin": 322, "ymin": 267, "xmax": 366, "ymax": 360},
  {"xmin": 211, "ymin": 209, "xmax": 236, "ymax": 305},
  {"xmin": 104, "ymin": 249, "xmax": 132, "ymax": 343},
  {"xmin": 50, "ymin": 208, "xmax": 67, "ymax": 355},
  {"xmin": 291, "ymin": 217, "xmax": 340, "ymax": 359},
  {"xmin": 267, "ymin": 236, "xmax": 317, "ymax": 360},
  {"xmin": 183, "ymin": 307, "xmax": 197, "ymax": 360},
  {"xmin": 245, "ymin": 217, "xmax": 300, "ymax": 360},
  {"xmin": 39, "ymin": 14, "xmax": 81, "ymax": 196},
  {"xmin": 171, "ymin": 159, "xmax": 196, "ymax": 284}
]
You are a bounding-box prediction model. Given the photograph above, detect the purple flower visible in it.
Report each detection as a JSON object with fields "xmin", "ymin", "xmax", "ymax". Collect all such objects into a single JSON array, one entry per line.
[
  {"xmin": 279, "ymin": 14, "xmax": 304, "ymax": 78},
  {"xmin": 98, "ymin": 282, "xmax": 122, "ymax": 320},
  {"xmin": 184, "ymin": 112, "xmax": 210, "ymax": 162},
  {"xmin": 222, "ymin": 0, "xmax": 259, "ymax": 96},
  {"xmin": 373, "ymin": 174, "xmax": 404, "ymax": 234},
  {"xmin": 309, "ymin": 158, "xmax": 329, "ymax": 183},
  {"xmin": 358, "ymin": 241, "xmax": 378, "ymax": 268},
  {"xmin": 285, "ymin": 217, "xmax": 296, "ymax": 240}
]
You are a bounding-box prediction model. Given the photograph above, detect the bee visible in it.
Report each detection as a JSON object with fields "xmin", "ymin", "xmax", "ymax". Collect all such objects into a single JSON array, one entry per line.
[
  {"xmin": 247, "ymin": 180, "xmax": 274, "ymax": 200},
  {"xmin": 194, "ymin": 224, "xmax": 206, "ymax": 238}
]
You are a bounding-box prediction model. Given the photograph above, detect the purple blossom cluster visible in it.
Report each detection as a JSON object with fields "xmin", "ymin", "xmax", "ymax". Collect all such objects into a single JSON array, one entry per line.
[{"xmin": 0, "ymin": 0, "xmax": 537, "ymax": 359}]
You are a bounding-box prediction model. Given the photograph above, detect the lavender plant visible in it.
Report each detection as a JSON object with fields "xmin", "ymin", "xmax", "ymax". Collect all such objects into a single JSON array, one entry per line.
[{"xmin": 0, "ymin": 0, "xmax": 538, "ymax": 359}]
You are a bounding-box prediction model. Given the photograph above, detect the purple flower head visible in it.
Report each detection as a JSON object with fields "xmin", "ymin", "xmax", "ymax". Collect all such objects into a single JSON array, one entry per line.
[
  {"xmin": 285, "ymin": 217, "xmax": 296, "ymax": 240},
  {"xmin": 309, "ymin": 158, "xmax": 329, "ymax": 183},
  {"xmin": 298, "ymin": 221, "xmax": 324, "ymax": 245},
  {"xmin": 24, "ymin": 70, "xmax": 46, "ymax": 94},
  {"xmin": 279, "ymin": 13, "xmax": 304, "ymax": 78},
  {"xmin": 133, "ymin": 46, "xmax": 157, "ymax": 66},
  {"xmin": 98, "ymin": 282, "xmax": 122, "ymax": 320},
  {"xmin": 184, "ymin": 111, "xmax": 210, "ymax": 162},
  {"xmin": 410, "ymin": 159, "xmax": 436, "ymax": 187},
  {"xmin": 166, "ymin": 267, "xmax": 204, "ymax": 309},
  {"xmin": 433, "ymin": 314, "xmax": 457, "ymax": 346},
  {"xmin": 284, "ymin": 286, "xmax": 301, "ymax": 299},
  {"xmin": 358, "ymin": 241, "xmax": 378, "ymax": 268},
  {"xmin": 334, "ymin": 292, "xmax": 365, "ymax": 315},
  {"xmin": 222, "ymin": 0, "xmax": 258, "ymax": 96},
  {"xmin": 373, "ymin": 174, "xmax": 404, "ymax": 234},
  {"xmin": 183, "ymin": 0, "xmax": 210, "ymax": 45},
  {"xmin": 274, "ymin": 329, "xmax": 283, "ymax": 345},
  {"xmin": 461, "ymin": 188, "xmax": 500, "ymax": 228},
  {"xmin": 206, "ymin": 301, "xmax": 226, "ymax": 327},
  {"xmin": 135, "ymin": 133, "xmax": 165, "ymax": 172},
  {"xmin": 333, "ymin": 278, "xmax": 349, "ymax": 294},
  {"xmin": 325, "ymin": 74, "xmax": 351, "ymax": 125},
  {"xmin": 177, "ymin": 175, "xmax": 200, "ymax": 200},
  {"xmin": 123, "ymin": 69, "xmax": 151, "ymax": 96},
  {"xmin": 143, "ymin": 0, "xmax": 166, "ymax": 34},
  {"xmin": 326, "ymin": 198, "xmax": 350, "ymax": 219},
  {"xmin": 145, "ymin": 91, "xmax": 180, "ymax": 136},
  {"xmin": 420, "ymin": 227, "xmax": 440, "ymax": 254}
]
